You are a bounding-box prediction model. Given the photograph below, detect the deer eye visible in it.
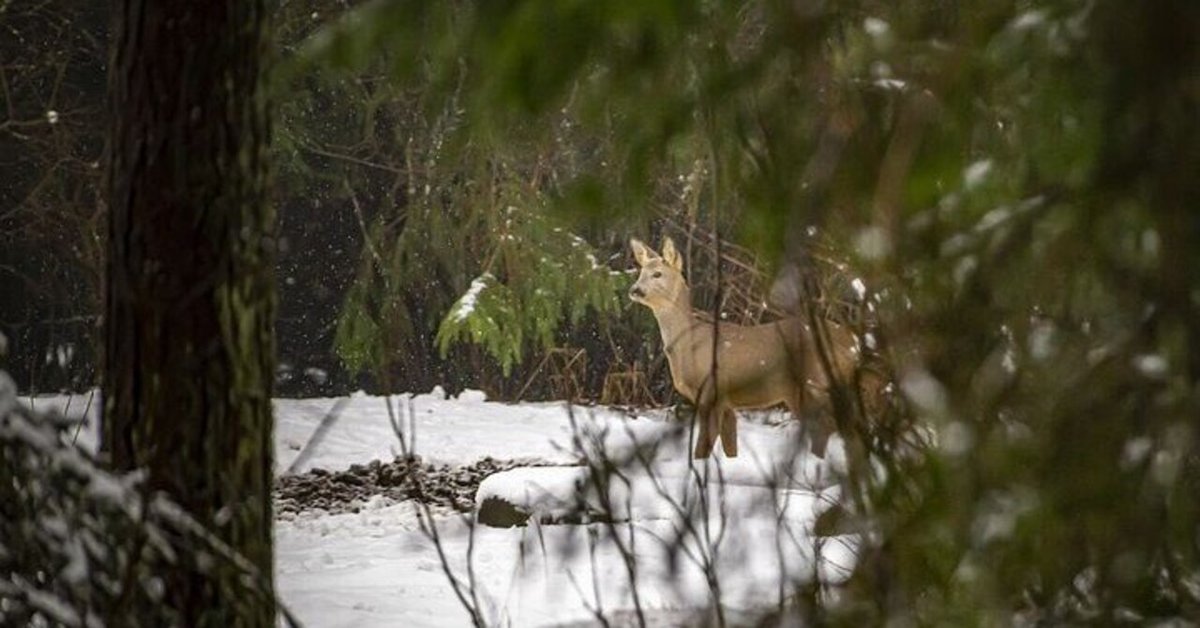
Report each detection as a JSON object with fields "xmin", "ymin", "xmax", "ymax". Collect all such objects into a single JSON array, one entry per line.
[{"xmin": 652, "ymin": 271, "xmax": 662, "ymax": 278}]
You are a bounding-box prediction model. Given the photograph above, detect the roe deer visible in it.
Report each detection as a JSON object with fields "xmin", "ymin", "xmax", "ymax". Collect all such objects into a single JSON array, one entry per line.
[{"xmin": 629, "ymin": 237, "xmax": 860, "ymax": 459}]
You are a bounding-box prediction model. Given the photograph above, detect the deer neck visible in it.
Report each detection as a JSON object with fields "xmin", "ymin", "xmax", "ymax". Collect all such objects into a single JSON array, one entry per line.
[{"xmin": 651, "ymin": 290, "xmax": 699, "ymax": 355}]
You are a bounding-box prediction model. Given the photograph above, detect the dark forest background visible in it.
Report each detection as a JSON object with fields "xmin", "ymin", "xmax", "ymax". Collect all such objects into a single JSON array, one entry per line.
[
  {"xmin": 3, "ymin": 0, "xmax": 1199, "ymax": 622},
  {"xmin": 0, "ymin": 0, "xmax": 802, "ymax": 403}
]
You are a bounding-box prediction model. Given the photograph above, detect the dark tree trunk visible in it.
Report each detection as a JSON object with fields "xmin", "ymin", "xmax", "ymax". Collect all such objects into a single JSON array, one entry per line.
[{"xmin": 104, "ymin": 1, "xmax": 275, "ymax": 625}]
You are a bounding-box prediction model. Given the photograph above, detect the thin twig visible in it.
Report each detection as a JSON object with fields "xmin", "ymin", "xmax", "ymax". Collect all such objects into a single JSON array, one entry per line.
[
  {"xmin": 284, "ymin": 397, "xmax": 350, "ymax": 475},
  {"xmin": 70, "ymin": 388, "xmax": 95, "ymax": 446},
  {"xmin": 384, "ymin": 395, "xmax": 487, "ymax": 627}
]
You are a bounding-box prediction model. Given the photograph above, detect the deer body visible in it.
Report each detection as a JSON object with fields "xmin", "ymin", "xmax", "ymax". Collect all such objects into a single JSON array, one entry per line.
[{"xmin": 630, "ymin": 238, "xmax": 858, "ymax": 459}]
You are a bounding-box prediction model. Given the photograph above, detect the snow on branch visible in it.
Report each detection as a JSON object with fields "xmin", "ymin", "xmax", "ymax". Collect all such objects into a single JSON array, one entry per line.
[{"xmin": 0, "ymin": 372, "xmax": 296, "ymax": 627}]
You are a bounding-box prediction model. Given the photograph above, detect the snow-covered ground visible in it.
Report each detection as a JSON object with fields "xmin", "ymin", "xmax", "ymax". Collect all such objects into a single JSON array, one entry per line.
[{"xmin": 22, "ymin": 388, "xmax": 856, "ymax": 627}]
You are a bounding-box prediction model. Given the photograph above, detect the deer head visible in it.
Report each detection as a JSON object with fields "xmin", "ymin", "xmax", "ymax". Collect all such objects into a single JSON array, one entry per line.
[{"xmin": 629, "ymin": 237, "xmax": 689, "ymax": 312}]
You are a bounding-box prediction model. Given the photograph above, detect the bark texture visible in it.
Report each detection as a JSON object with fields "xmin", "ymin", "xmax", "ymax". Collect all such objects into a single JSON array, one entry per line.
[{"xmin": 104, "ymin": 1, "xmax": 275, "ymax": 625}]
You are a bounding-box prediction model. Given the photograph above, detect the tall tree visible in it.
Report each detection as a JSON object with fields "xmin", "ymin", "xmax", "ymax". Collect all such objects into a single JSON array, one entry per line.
[{"xmin": 104, "ymin": 1, "xmax": 275, "ymax": 625}]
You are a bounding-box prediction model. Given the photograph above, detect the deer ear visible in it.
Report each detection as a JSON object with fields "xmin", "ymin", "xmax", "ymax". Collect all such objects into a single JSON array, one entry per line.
[
  {"xmin": 629, "ymin": 238, "xmax": 658, "ymax": 266},
  {"xmin": 661, "ymin": 237, "xmax": 683, "ymax": 271}
]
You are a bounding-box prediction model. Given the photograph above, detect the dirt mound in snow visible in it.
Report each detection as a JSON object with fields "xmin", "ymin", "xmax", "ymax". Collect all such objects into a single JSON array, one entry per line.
[{"xmin": 274, "ymin": 456, "xmax": 557, "ymax": 516}]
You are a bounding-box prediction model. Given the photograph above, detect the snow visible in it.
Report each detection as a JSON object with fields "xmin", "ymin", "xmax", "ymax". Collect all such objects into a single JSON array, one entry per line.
[
  {"xmin": 963, "ymin": 159, "xmax": 993, "ymax": 190},
  {"xmin": 1011, "ymin": 10, "xmax": 1048, "ymax": 32},
  {"xmin": 0, "ymin": 371, "xmax": 16, "ymax": 416},
  {"xmin": 939, "ymin": 422, "xmax": 974, "ymax": 457},
  {"xmin": 12, "ymin": 584, "xmax": 80, "ymax": 626},
  {"xmin": 900, "ymin": 368, "xmax": 949, "ymax": 415},
  {"xmin": 303, "ymin": 367, "xmax": 329, "ymax": 385},
  {"xmin": 478, "ymin": 466, "xmax": 588, "ymax": 520},
  {"xmin": 277, "ymin": 509, "xmax": 855, "ymax": 627},
  {"xmin": 1120, "ymin": 437, "xmax": 1154, "ymax": 470},
  {"xmin": 863, "ymin": 17, "xmax": 890, "ymax": 38},
  {"xmin": 19, "ymin": 388, "xmax": 856, "ymax": 627},
  {"xmin": 450, "ymin": 274, "xmax": 492, "ymax": 323},
  {"xmin": 975, "ymin": 206, "xmax": 1013, "ymax": 232},
  {"xmin": 850, "ymin": 277, "xmax": 867, "ymax": 301},
  {"xmin": 270, "ymin": 394, "xmax": 854, "ymax": 626},
  {"xmin": 274, "ymin": 390, "xmax": 618, "ymax": 471},
  {"xmin": 854, "ymin": 225, "xmax": 891, "ymax": 260},
  {"xmin": 873, "ymin": 78, "xmax": 907, "ymax": 91},
  {"xmin": 477, "ymin": 459, "xmax": 839, "ymax": 524},
  {"xmin": 456, "ymin": 388, "xmax": 488, "ymax": 404},
  {"xmin": 1132, "ymin": 353, "xmax": 1168, "ymax": 379}
]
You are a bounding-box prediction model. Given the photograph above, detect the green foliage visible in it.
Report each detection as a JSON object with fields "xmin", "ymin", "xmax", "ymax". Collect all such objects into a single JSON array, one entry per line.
[
  {"xmin": 333, "ymin": 278, "xmax": 386, "ymax": 375},
  {"xmin": 330, "ymin": 186, "xmax": 488, "ymax": 378},
  {"xmin": 280, "ymin": 0, "xmax": 659, "ymax": 393},
  {"xmin": 300, "ymin": 0, "xmax": 1200, "ymax": 622},
  {"xmin": 436, "ymin": 273, "xmax": 520, "ymax": 375},
  {"xmin": 435, "ymin": 205, "xmax": 633, "ymax": 376}
]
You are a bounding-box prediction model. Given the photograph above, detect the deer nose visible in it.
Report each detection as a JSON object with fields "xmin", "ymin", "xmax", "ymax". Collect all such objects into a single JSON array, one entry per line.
[{"xmin": 629, "ymin": 286, "xmax": 645, "ymax": 299}]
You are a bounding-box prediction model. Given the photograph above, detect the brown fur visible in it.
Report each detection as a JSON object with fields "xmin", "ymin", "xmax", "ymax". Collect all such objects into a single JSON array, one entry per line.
[{"xmin": 629, "ymin": 237, "xmax": 859, "ymax": 459}]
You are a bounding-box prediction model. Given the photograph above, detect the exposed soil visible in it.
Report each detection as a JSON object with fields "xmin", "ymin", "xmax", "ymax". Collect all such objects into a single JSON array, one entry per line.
[{"xmin": 274, "ymin": 456, "xmax": 556, "ymax": 516}]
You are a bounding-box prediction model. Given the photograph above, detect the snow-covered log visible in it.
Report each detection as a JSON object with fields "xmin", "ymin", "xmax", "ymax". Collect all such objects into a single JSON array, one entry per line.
[{"xmin": 475, "ymin": 459, "xmax": 840, "ymax": 528}]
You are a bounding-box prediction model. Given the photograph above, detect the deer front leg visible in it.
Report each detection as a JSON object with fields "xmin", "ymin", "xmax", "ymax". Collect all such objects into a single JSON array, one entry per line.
[
  {"xmin": 693, "ymin": 387, "xmax": 721, "ymax": 459},
  {"xmin": 719, "ymin": 406, "xmax": 738, "ymax": 457},
  {"xmin": 693, "ymin": 404, "xmax": 719, "ymax": 459}
]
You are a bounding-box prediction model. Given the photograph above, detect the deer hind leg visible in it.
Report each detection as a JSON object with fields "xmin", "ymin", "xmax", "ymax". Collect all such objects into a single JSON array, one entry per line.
[
  {"xmin": 719, "ymin": 406, "xmax": 738, "ymax": 457},
  {"xmin": 808, "ymin": 414, "xmax": 835, "ymax": 459},
  {"xmin": 787, "ymin": 396, "xmax": 835, "ymax": 459}
]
